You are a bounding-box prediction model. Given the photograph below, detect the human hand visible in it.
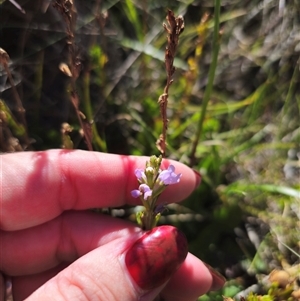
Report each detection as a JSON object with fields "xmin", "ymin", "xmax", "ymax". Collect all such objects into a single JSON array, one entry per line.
[{"xmin": 1, "ymin": 150, "xmax": 225, "ymax": 301}]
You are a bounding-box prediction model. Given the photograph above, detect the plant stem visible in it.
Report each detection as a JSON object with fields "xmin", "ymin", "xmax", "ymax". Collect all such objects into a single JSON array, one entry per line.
[
  {"xmin": 82, "ymin": 71, "xmax": 107, "ymax": 151},
  {"xmin": 189, "ymin": 0, "xmax": 221, "ymax": 165}
]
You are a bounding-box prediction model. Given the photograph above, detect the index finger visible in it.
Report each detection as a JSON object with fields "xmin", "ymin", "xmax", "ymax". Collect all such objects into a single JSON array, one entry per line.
[{"xmin": 1, "ymin": 150, "xmax": 199, "ymax": 230}]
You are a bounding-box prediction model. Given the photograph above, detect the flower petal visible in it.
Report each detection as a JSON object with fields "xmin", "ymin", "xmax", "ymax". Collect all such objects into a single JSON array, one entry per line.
[
  {"xmin": 158, "ymin": 165, "xmax": 182, "ymax": 185},
  {"xmin": 139, "ymin": 184, "xmax": 150, "ymax": 192},
  {"xmin": 144, "ymin": 190, "xmax": 153, "ymax": 200},
  {"xmin": 131, "ymin": 190, "xmax": 141, "ymax": 198},
  {"xmin": 135, "ymin": 169, "xmax": 145, "ymax": 181}
]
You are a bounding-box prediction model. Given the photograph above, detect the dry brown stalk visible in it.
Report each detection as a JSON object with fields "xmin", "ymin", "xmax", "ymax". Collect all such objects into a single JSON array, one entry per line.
[
  {"xmin": 0, "ymin": 48, "xmax": 30, "ymax": 150},
  {"xmin": 53, "ymin": 0, "xmax": 93, "ymax": 151},
  {"xmin": 61, "ymin": 122, "xmax": 74, "ymax": 149},
  {"xmin": 156, "ymin": 9, "xmax": 184, "ymax": 156}
]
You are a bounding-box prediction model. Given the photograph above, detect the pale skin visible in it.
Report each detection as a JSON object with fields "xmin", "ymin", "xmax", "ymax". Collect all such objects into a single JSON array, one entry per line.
[{"xmin": 1, "ymin": 150, "xmax": 224, "ymax": 301}]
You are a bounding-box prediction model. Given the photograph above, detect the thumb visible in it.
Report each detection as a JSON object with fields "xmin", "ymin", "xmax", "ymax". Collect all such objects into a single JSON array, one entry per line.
[{"xmin": 26, "ymin": 226, "xmax": 188, "ymax": 301}]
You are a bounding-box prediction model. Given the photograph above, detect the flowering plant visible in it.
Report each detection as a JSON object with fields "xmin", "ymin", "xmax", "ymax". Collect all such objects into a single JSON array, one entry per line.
[{"xmin": 131, "ymin": 155, "xmax": 182, "ymax": 230}]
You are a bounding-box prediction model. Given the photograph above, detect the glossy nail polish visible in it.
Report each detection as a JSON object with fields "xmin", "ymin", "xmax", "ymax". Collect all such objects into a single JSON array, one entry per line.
[{"xmin": 125, "ymin": 225, "xmax": 188, "ymax": 290}]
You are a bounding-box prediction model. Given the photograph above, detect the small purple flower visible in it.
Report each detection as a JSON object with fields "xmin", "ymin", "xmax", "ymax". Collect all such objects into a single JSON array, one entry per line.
[
  {"xmin": 131, "ymin": 189, "xmax": 142, "ymax": 198},
  {"xmin": 134, "ymin": 169, "xmax": 146, "ymax": 181},
  {"xmin": 131, "ymin": 184, "xmax": 153, "ymax": 200},
  {"xmin": 158, "ymin": 165, "xmax": 182, "ymax": 185}
]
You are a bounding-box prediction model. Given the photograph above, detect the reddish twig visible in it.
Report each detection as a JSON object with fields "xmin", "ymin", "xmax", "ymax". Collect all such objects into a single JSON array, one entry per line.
[{"xmin": 156, "ymin": 9, "xmax": 184, "ymax": 156}]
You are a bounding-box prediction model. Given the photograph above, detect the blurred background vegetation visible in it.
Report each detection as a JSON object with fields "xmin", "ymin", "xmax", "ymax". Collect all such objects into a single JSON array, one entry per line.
[{"xmin": 0, "ymin": 0, "xmax": 299, "ymax": 300}]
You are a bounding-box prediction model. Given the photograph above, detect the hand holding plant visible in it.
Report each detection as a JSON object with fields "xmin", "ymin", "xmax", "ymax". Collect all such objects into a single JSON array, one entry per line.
[{"xmin": 1, "ymin": 150, "xmax": 224, "ymax": 301}]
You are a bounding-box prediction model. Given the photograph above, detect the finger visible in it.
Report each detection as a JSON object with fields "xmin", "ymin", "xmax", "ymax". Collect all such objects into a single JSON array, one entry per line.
[
  {"xmin": 12, "ymin": 264, "xmax": 69, "ymax": 301},
  {"xmin": 13, "ymin": 227, "xmax": 217, "ymax": 301},
  {"xmin": 1, "ymin": 212, "xmax": 222, "ymax": 301},
  {"xmin": 12, "ymin": 258, "xmax": 217, "ymax": 301},
  {"xmin": 1, "ymin": 150, "xmax": 200, "ymax": 230},
  {"xmin": 162, "ymin": 254, "xmax": 212, "ymax": 300},
  {"xmin": 1, "ymin": 211, "xmax": 140, "ymax": 275},
  {"xmin": 16, "ymin": 237, "xmax": 159, "ymax": 301},
  {"xmin": 161, "ymin": 254, "xmax": 225, "ymax": 301}
]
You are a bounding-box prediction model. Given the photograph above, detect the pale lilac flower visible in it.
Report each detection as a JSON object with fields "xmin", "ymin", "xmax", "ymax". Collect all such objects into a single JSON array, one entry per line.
[
  {"xmin": 134, "ymin": 169, "xmax": 146, "ymax": 181},
  {"xmin": 131, "ymin": 184, "xmax": 153, "ymax": 200},
  {"xmin": 158, "ymin": 165, "xmax": 182, "ymax": 185},
  {"xmin": 142, "ymin": 185, "xmax": 153, "ymax": 200}
]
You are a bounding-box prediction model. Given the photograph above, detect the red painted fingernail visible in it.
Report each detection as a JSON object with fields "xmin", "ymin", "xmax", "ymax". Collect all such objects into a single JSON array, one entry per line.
[
  {"xmin": 193, "ymin": 170, "xmax": 202, "ymax": 189},
  {"xmin": 203, "ymin": 262, "xmax": 226, "ymax": 291},
  {"xmin": 125, "ymin": 225, "xmax": 188, "ymax": 290}
]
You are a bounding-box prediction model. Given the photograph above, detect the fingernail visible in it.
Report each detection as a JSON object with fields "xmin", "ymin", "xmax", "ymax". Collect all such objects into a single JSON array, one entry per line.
[
  {"xmin": 203, "ymin": 262, "xmax": 226, "ymax": 291},
  {"xmin": 125, "ymin": 225, "xmax": 188, "ymax": 291},
  {"xmin": 193, "ymin": 170, "xmax": 202, "ymax": 189}
]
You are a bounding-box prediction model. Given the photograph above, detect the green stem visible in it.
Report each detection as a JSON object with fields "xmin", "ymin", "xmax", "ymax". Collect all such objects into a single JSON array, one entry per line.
[
  {"xmin": 82, "ymin": 71, "xmax": 107, "ymax": 151},
  {"xmin": 189, "ymin": 0, "xmax": 221, "ymax": 165},
  {"xmin": 141, "ymin": 210, "xmax": 157, "ymax": 230}
]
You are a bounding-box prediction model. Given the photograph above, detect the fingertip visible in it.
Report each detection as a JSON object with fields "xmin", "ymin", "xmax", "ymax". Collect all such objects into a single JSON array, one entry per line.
[
  {"xmin": 162, "ymin": 253, "xmax": 214, "ymax": 300},
  {"xmin": 202, "ymin": 262, "xmax": 226, "ymax": 291},
  {"xmin": 193, "ymin": 169, "xmax": 202, "ymax": 189}
]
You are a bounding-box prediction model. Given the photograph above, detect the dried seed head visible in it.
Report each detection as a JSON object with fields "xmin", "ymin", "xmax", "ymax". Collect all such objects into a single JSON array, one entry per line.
[{"xmin": 0, "ymin": 48, "xmax": 10, "ymax": 67}]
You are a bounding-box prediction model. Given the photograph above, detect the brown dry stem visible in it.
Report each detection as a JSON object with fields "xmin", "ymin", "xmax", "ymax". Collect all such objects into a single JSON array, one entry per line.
[
  {"xmin": 0, "ymin": 48, "xmax": 30, "ymax": 150},
  {"xmin": 156, "ymin": 9, "xmax": 184, "ymax": 156},
  {"xmin": 53, "ymin": 0, "xmax": 93, "ymax": 151}
]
